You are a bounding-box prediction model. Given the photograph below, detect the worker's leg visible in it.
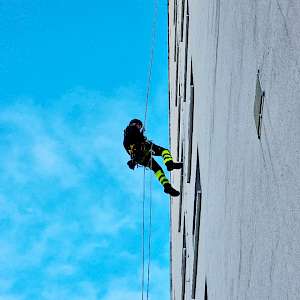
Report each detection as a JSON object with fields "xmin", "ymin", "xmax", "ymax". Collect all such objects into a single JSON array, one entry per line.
[
  {"xmin": 149, "ymin": 158, "xmax": 180, "ymax": 197},
  {"xmin": 150, "ymin": 143, "xmax": 183, "ymax": 171},
  {"xmin": 149, "ymin": 158, "xmax": 169, "ymax": 186}
]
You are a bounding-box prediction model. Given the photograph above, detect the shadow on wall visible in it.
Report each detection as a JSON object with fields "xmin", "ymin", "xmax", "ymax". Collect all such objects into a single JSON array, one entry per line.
[{"xmin": 204, "ymin": 277, "xmax": 208, "ymax": 300}]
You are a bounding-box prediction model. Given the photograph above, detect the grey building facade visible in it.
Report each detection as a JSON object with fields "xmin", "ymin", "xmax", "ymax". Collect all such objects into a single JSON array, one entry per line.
[{"xmin": 168, "ymin": 0, "xmax": 300, "ymax": 299}]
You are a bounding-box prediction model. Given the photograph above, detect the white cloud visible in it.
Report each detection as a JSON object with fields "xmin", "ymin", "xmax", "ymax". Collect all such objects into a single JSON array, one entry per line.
[
  {"xmin": 0, "ymin": 278, "xmax": 20, "ymax": 299},
  {"xmin": 46, "ymin": 264, "xmax": 77, "ymax": 277},
  {"xmin": 100, "ymin": 262, "xmax": 169, "ymax": 300},
  {"xmin": 32, "ymin": 138, "xmax": 59, "ymax": 173},
  {"xmin": 0, "ymin": 88, "xmax": 153, "ymax": 193},
  {"xmin": 0, "ymin": 85, "xmax": 170, "ymax": 300},
  {"xmin": 90, "ymin": 205, "xmax": 135, "ymax": 235},
  {"xmin": 119, "ymin": 251, "xmax": 138, "ymax": 260},
  {"xmin": 0, "ymin": 194, "xmax": 29, "ymax": 226},
  {"xmin": 41, "ymin": 281, "xmax": 100, "ymax": 300},
  {"xmin": 0, "ymin": 296, "xmax": 24, "ymax": 300},
  {"xmin": 0, "ymin": 219, "xmax": 79, "ymax": 272},
  {"xmin": 1, "ymin": 105, "xmax": 82, "ymax": 188},
  {"xmin": 31, "ymin": 136, "xmax": 82, "ymax": 188},
  {"xmin": 76, "ymin": 242, "xmax": 109, "ymax": 260},
  {"xmin": 4, "ymin": 160, "xmax": 31, "ymax": 184},
  {"xmin": 0, "ymin": 280, "xmax": 14, "ymax": 293},
  {"xmin": 100, "ymin": 289, "xmax": 140, "ymax": 300}
]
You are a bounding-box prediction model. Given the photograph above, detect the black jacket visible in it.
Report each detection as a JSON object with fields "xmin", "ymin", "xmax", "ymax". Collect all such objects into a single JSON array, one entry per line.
[{"xmin": 123, "ymin": 125, "xmax": 146, "ymax": 155}]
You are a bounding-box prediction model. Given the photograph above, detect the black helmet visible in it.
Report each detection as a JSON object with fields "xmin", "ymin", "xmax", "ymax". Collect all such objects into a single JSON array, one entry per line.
[{"xmin": 129, "ymin": 119, "xmax": 143, "ymax": 126}]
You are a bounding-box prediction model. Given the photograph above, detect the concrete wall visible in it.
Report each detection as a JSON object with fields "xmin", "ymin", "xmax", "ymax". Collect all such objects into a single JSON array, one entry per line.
[{"xmin": 168, "ymin": 0, "xmax": 300, "ymax": 299}]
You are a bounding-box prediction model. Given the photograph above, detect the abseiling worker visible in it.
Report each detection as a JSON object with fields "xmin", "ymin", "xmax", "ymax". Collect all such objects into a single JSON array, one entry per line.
[{"xmin": 123, "ymin": 119, "xmax": 182, "ymax": 197}]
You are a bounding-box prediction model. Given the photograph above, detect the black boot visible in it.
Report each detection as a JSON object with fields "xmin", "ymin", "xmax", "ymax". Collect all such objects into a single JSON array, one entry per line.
[
  {"xmin": 166, "ymin": 161, "xmax": 183, "ymax": 171},
  {"xmin": 164, "ymin": 183, "xmax": 180, "ymax": 197}
]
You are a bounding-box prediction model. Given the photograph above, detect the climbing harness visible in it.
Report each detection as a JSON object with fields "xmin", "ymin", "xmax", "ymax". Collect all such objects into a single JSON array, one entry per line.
[{"xmin": 138, "ymin": 141, "xmax": 153, "ymax": 167}]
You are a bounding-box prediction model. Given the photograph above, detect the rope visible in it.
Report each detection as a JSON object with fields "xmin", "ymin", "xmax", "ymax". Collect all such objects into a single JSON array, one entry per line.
[
  {"xmin": 146, "ymin": 143, "xmax": 153, "ymax": 300},
  {"xmin": 142, "ymin": 0, "xmax": 160, "ymax": 298},
  {"xmin": 142, "ymin": 167, "xmax": 146, "ymax": 300},
  {"xmin": 143, "ymin": 0, "xmax": 160, "ymax": 132},
  {"xmin": 142, "ymin": 144, "xmax": 154, "ymax": 300}
]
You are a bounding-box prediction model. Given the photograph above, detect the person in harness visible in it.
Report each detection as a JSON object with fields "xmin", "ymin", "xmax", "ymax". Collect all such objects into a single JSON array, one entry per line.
[{"xmin": 123, "ymin": 119, "xmax": 183, "ymax": 197}]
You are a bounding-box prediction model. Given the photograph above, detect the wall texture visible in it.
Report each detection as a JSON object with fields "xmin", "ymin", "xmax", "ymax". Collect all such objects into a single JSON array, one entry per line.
[{"xmin": 168, "ymin": 1, "xmax": 300, "ymax": 299}]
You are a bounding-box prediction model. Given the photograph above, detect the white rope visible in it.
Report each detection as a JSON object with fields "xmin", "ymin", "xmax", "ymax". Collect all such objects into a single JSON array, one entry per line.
[
  {"xmin": 142, "ymin": 167, "xmax": 146, "ymax": 300},
  {"xmin": 142, "ymin": 144, "xmax": 154, "ymax": 300},
  {"xmin": 143, "ymin": 0, "xmax": 160, "ymax": 132},
  {"xmin": 142, "ymin": 0, "xmax": 160, "ymax": 298},
  {"xmin": 146, "ymin": 144, "xmax": 153, "ymax": 300}
]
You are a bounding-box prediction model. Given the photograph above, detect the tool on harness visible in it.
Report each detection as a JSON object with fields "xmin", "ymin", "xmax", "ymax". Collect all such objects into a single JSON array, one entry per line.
[
  {"xmin": 127, "ymin": 160, "xmax": 136, "ymax": 170},
  {"xmin": 129, "ymin": 141, "xmax": 152, "ymax": 169}
]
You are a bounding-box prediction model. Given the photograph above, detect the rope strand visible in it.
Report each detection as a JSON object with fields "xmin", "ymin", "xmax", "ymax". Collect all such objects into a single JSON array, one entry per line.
[
  {"xmin": 142, "ymin": 167, "xmax": 146, "ymax": 300},
  {"xmin": 142, "ymin": 0, "xmax": 159, "ymax": 298},
  {"xmin": 146, "ymin": 144, "xmax": 153, "ymax": 300},
  {"xmin": 144, "ymin": 0, "xmax": 160, "ymax": 132}
]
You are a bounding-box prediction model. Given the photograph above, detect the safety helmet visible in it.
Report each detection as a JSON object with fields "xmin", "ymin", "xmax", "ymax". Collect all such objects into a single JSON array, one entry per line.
[{"xmin": 129, "ymin": 119, "xmax": 143, "ymax": 126}]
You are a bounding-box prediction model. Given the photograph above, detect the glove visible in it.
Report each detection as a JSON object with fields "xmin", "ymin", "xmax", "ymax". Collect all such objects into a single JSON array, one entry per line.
[{"xmin": 127, "ymin": 160, "xmax": 136, "ymax": 170}]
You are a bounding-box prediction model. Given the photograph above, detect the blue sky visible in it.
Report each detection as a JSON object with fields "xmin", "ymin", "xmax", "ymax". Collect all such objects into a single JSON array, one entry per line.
[{"xmin": 1, "ymin": 1, "xmax": 170, "ymax": 299}]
